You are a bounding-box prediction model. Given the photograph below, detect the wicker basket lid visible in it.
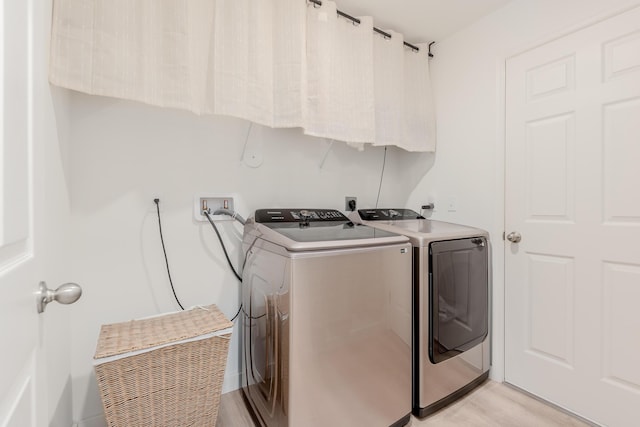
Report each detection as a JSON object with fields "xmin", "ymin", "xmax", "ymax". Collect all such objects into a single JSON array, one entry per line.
[{"xmin": 94, "ymin": 304, "xmax": 233, "ymax": 359}]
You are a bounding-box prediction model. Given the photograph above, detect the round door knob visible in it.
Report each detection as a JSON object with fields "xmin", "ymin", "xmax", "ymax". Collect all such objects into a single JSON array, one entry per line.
[
  {"xmin": 506, "ymin": 231, "xmax": 522, "ymax": 243},
  {"xmin": 36, "ymin": 281, "xmax": 82, "ymax": 313}
]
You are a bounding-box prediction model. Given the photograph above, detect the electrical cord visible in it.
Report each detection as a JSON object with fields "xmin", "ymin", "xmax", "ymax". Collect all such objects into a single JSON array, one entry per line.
[
  {"xmin": 212, "ymin": 208, "xmax": 246, "ymax": 225},
  {"xmin": 154, "ymin": 199, "xmax": 245, "ymax": 321},
  {"xmin": 375, "ymin": 146, "xmax": 388, "ymax": 208},
  {"xmin": 203, "ymin": 212, "xmax": 267, "ymax": 322},
  {"xmin": 154, "ymin": 198, "xmax": 185, "ymax": 311},
  {"xmin": 203, "ymin": 210, "xmax": 245, "ymax": 321},
  {"xmin": 229, "ymin": 304, "xmax": 242, "ymax": 322},
  {"xmin": 204, "ymin": 211, "xmax": 243, "ymax": 282}
]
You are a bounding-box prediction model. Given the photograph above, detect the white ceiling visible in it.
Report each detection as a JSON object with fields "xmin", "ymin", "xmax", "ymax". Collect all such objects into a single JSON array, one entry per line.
[{"xmin": 333, "ymin": 0, "xmax": 513, "ymax": 44}]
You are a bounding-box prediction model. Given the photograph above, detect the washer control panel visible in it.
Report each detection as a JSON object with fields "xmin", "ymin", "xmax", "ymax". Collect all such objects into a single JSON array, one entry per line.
[
  {"xmin": 255, "ymin": 209, "xmax": 348, "ymax": 223},
  {"xmin": 358, "ymin": 208, "xmax": 425, "ymax": 221}
]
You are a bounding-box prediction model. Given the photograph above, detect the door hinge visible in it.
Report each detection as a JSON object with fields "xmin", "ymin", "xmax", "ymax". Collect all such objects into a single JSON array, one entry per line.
[{"xmin": 502, "ymin": 231, "xmax": 505, "ymax": 240}]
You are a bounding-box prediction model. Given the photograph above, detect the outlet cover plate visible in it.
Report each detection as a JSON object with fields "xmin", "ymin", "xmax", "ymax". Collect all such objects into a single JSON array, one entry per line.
[
  {"xmin": 194, "ymin": 194, "xmax": 236, "ymax": 222},
  {"xmin": 345, "ymin": 196, "xmax": 357, "ymax": 212}
]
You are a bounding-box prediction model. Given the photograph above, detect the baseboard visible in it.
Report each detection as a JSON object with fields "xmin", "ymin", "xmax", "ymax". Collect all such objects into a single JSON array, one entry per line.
[{"xmin": 222, "ymin": 370, "xmax": 242, "ymax": 394}]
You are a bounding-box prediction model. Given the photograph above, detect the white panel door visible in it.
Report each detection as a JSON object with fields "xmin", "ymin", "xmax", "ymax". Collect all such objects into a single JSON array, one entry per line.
[
  {"xmin": 505, "ymin": 6, "xmax": 640, "ymax": 427},
  {"xmin": 0, "ymin": 0, "xmax": 74, "ymax": 426}
]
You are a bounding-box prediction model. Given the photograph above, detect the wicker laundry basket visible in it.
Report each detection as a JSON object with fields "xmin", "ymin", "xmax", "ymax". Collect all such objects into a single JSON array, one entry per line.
[{"xmin": 93, "ymin": 305, "xmax": 233, "ymax": 427}]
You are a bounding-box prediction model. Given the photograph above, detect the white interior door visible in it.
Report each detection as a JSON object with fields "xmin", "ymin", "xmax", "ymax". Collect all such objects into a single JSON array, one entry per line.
[
  {"xmin": 1, "ymin": 0, "xmax": 75, "ymax": 426},
  {"xmin": 505, "ymin": 6, "xmax": 640, "ymax": 427}
]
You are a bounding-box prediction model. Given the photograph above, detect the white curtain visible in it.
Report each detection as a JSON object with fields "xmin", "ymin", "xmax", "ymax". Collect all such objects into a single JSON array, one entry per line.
[
  {"xmin": 49, "ymin": 0, "xmax": 436, "ymax": 152},
  {"xmin": 212, "ymin": 0, "xmax": 306, "ymax": 128},
  {"xmin": 372, "ymin": 30, "xmax": 404, "ymax": 148},
  {"xmin": 304, "ymin": 1, "xmax": 375, "ymax": 144},
  {"xmin": 402, "ymin": 42, "xmax": 436, "ymax": 152},
  {"xmin": 372, "ymin": 33, "xmax": 436, "ymax": 152},
  {"xmin": 49, "ymin": 0, "xmax": 217, "ymax": 114}
]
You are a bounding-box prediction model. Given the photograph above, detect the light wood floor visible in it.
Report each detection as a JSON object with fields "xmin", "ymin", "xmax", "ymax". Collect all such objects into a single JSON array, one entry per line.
[{"xmin": 216, "ymin": 380, "xmax": 592, "ymax": 426}]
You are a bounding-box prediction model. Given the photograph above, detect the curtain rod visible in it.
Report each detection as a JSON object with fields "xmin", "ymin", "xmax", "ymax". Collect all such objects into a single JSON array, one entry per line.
[{"xmin": 307, "ymin": 0, "xmax": 434, "ymax": 56}]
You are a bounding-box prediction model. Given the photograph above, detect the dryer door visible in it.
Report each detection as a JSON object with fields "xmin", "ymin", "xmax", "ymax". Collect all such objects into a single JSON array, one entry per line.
[{"xmin": 429, "ymin": 237, "xmax": 489, "ymax": 364}]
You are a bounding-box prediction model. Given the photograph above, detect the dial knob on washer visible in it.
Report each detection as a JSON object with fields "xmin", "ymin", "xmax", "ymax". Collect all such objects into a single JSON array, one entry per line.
[
  {"xmin": 299, "ymin": 210, "xmax": 311, "ymax": 220},
  {"xmin": 298, "ymin": 210, "xmax": 312, "ymax": 227}
]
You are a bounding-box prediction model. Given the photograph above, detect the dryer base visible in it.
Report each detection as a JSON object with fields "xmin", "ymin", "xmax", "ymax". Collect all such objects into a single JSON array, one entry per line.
[{"xmin": 413, "ymin": 371, "xmax": 489, "ymax": 418}]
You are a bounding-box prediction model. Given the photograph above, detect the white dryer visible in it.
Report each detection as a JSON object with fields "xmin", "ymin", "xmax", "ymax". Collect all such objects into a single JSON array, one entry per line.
[
  {"xmin": 350, "ymin": 209, "xmax": 490, "ymax": 417},
  {"xmin": 241, "ymin": 209, "xmax": 413, "ymax": 427}
]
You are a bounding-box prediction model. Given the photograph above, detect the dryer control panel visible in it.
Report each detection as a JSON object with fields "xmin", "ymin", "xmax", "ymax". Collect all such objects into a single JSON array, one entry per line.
[
  {"xmin": 255, "ymin": 209, "xmax": 348, "ymax": 223},
  {"xmin": 358, "ymin": 209, "xmax": 425, "ymax": 221}
]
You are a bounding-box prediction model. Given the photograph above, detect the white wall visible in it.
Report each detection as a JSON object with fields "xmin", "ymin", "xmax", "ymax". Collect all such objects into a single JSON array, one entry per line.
[
  {"xmin": 43, "ymin": 87, "xmax": 74, "ymax": 427},
  {"xmin": 406, "ymin": 0, "xmax": 640, "ymax": 383},
  {"xmin": 66, "ymin": 92, "xmax": 433, "ymax": 425},
  {"xmin": 37, "ymin": 0, "xmax": 75, "ymax": 425}
]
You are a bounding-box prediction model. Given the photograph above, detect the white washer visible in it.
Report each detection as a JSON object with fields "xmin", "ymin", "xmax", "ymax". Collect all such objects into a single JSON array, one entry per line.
[
  {"xmin": 241, "ymin": 209, "xmax": 412, "ymax": 427},
  {"xmin": 350, "ymin": 209, "xmax": 490, "ymax": 417}
]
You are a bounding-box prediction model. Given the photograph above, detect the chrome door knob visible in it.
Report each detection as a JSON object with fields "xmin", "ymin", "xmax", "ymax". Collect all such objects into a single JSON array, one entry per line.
[
  {"xmin": 36, "ymin": 281, "xmax": 82, "ymax": 313},
  {"xmin": 506, "ymin": 231, "xmax": 522, "ymax": 243}
]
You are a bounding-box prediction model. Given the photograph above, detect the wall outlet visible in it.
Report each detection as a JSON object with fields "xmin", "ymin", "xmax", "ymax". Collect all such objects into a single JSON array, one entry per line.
[
  {"xmin": 194, "ymin": 195, "xmax": 235, "ymax": 222},
  {"xmin": 345, "ymin": 196, "xmax": 357, "ymax": 212}
]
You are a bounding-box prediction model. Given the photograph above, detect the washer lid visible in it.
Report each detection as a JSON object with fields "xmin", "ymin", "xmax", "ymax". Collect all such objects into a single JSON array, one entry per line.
[
  {"xmin": 357, "ymin": 208, "xmax": 425, "ymax": 221},
  {"xmin": 249, "ymin": 208, "xmax": 408, "ymax": 251},
  {"xmin": 350, "ymin": 209, "xmax": 488, "ymax": 247}
]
